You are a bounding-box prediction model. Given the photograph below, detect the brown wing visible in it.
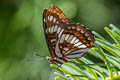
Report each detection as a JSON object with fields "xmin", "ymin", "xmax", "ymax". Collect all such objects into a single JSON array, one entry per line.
[
  {"xmin": 43, "ymin": 5, "xmax": 95, "ymax": 59},
  {"xmin": 55, "ymin": 22, "xmax": 95, "ymax": 59},
  {"xmin": 43, "ymin": 5, "xmax": 71, "ymax": 58}
]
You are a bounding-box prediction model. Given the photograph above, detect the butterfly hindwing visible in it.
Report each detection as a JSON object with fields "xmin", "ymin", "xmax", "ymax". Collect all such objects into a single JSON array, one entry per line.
[{"xmin": 56, "ymin": 22, "xmax": 95, "ymax": 59}]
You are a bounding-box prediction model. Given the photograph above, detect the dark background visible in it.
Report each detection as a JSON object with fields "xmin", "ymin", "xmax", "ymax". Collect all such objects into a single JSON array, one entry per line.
[{"xmin": 0, "ymin": 0, "xmax": 120, "ymax": 80}]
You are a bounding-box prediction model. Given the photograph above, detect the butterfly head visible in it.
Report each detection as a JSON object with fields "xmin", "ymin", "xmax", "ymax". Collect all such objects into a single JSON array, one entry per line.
[
  {"xmin": 47, "ymin": 57, "xmax": 54, "ymax": 64},
  {"xmin": 47, "ymin": 57, "xmax": 57, "ymax": 64}
]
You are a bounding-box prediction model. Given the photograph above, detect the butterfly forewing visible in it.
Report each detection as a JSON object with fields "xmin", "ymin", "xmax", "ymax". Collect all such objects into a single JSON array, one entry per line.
[
  {"xmin": 43, "ymin": 5, "xmax": 71, "ymax": 58},
  {"xmin": 43, "ymin": 5, "xmax": 95, "ymax": 64}
]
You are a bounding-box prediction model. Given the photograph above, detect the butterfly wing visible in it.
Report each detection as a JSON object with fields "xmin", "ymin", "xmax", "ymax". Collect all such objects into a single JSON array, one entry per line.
[
  {"xmin": 55, "ymin": 22, "xmax": 95, "ymax": 59},
  {"xmin": 43, "ymin": 5, "xmax": 95, "ymax": 60},
  {"xmin": 43, "ymin": 5, "xmax": 71, "ymax": 58}
]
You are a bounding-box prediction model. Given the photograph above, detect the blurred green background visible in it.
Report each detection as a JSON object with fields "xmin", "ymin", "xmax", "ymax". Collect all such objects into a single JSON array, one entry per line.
[{"xmin": 0, "ymin": 0, "xmax": 120, "ymax": 80}]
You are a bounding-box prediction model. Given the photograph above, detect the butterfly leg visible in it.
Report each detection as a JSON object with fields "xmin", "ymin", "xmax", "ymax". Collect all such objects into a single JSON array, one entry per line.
[{"xmin": 56, "ymin": 64, "xmax": 65, "ymax": 75}]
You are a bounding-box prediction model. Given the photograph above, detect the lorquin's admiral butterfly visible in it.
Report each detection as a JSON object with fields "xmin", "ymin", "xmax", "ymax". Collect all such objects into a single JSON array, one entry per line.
[{"xmin": 43, "ymin": 5, "xmax": 95, "ymax": 64}]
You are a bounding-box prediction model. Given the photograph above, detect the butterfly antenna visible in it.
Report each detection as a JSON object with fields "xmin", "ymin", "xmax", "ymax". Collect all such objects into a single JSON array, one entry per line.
[
  {"xmin": 25, "ymin": 58, "xmax": 45, "ymax": 62},
  {"xmin": 34, "ymin": 53, "xmax": 46, "ymax": 59},
  {"xmin": 25, "ymin": 53, "xmax": 47, "ymax": 62}
]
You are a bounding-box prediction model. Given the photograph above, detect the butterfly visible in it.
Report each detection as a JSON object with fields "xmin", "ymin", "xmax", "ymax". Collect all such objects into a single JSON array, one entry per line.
[{"xmin": 43, "ymin": 5, "xmax": 95, "ymax": 64}]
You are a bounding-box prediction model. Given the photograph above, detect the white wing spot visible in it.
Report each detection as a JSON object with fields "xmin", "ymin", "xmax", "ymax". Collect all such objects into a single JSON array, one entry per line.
[
  {"xmin": 85, "ymin": 33, "xmax": 89, "ymax": 36},
  {"xmin": 50, "ymin": 16, "xmax": 53, "ymax": 21},
  {"xmin": 88, "ymin": 37, "xmax": 91, "ymax": 40},
  {"xmin": 67, "ymin": 35, "xmax": 74, "ymax": 42},
  {"xmin": 63, "ymin": 47, "xmax": 69, "ymax": 51},
  {"xmin": 48, "ymin": 27, "xmax": 51, "ymax": 33},
  {"xmin": 68, "ymin": 27, "xmax": 71, "ymax": 29},
  {"xmin": 74, "ymin": 39, "xmax": 79, "ymax": 44},
  {"xmin": 70, "ymin": 37, "xmax": 76, "ymax": 44},
  {"xmin": 78, "ymin": 44, "xmax": 87, "ymax": 48},
  {"xmin": 81, "ymin": 30, "xmax": 85, "ymax": 33},
  {"xmin": 58, "ymin": 29, "xmax": 64, "ymax": 38},
  {"xmin": 77, "ymin": 27, "xmax": 81, "ymax": 31},
  {"xmin": 72, "ymin": 26, "xmax": 76, "ymax": 29},
  {"xmin": 54, "ymin": 25, "xmax": 58, "ymax": 32},
  {"xmin": 51, "ymin": 26, "xmax": 54, "ymax": 33},
  {"xmin": 65, "ymin": 34, "xmax": 70, "ymax": 40},
  {"xmin": 51, "ymin": 39, "xmax": 56, "ymax": 42},
  {"xmin": 48, "ymin": 16, "xmax": 50, "ymax": 20},
  {"xmin": 60, "ymin": 34, "xmax": 66, "ymax": 43},
  {"xmin": 74, "ymin": 42, "xmax": 82, "ymax": 47},
  {"xmin": 44, "ymin": 18, "xmax": 46, "ymax": 22},
  {"xmin": 53, "ymin": 18, "xmax": 56, "ymax": 23},
  {"xmin": 62, "ymin": 19, "xmax": 65, "ymax": 22},
  {"xmin": 57, "ymin": 27, "xmax": 61, "ymax": 33}
]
